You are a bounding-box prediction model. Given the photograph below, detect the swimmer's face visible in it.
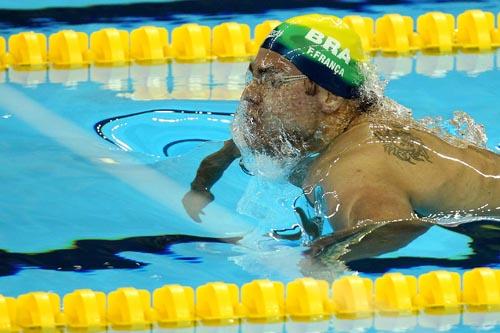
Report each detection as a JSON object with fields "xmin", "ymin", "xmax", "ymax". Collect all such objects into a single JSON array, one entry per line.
[{"xmin": 234, "ymin": 48, "xmax": 350, "ymax": 159}]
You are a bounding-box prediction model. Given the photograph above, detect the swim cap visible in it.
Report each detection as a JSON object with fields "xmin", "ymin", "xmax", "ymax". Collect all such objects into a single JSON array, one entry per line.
[{"xmin": 261, "ymin": 14, "xmax": 366, "ymax": 99}]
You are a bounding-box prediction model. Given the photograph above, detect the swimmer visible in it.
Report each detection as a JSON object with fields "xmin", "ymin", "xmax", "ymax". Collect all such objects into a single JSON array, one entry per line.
[{"xmin": 183, "ymin": 14, "xmax": 500, "ymax": 262}]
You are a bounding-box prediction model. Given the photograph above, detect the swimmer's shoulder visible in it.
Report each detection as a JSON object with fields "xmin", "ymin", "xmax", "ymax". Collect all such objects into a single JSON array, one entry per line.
[
  {"xmin": 311, "ymin": 118, "xmax": 497, "ymax": 177},
  {"xmin": 306, "ymin": 120, "xmax": 450, "ymax": 190},
  {"xmin": 306, "ymin": 122, "xmax": 395, "ymax": 186},
  {"xmin": 308, "ymin": 120, "xmax": 499, "ymax": 212}
]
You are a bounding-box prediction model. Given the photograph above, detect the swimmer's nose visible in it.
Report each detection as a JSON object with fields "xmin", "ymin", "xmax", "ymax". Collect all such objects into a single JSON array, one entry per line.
[{"xmin": 241, "ymin": 85, "xmax": 262, "ymax": 105}]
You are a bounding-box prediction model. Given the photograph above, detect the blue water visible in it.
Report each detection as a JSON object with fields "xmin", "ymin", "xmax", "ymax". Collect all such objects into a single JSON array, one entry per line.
[{"xmin": 0, "ymin": 2, "xmax": 499, "ymax": 332}]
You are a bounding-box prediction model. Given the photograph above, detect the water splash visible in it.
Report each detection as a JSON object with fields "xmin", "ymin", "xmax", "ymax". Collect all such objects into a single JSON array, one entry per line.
[
  {"xmin": 232, "ymin": 100, "xmax": 306, "ymax": 181},
  {"xmin": 419, "ymin": 111, "xmax": 488, "ymax": 149},
  {"xmin": 360, "ymin": 62, "xmax": 489, "ymax": 150}
]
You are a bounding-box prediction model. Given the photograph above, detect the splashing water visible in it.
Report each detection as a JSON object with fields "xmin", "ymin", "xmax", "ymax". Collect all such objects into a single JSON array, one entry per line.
[
  {"xmin": 359, "ymin": 62, "xmax": 489, "ymax": 150},
  {"xmin": 419, "ymin": 111, "xmax": 488, "ymax": 149},
  {"xmin": 232, "ymin": 100, "xmax": 306, "ymax": 181}
]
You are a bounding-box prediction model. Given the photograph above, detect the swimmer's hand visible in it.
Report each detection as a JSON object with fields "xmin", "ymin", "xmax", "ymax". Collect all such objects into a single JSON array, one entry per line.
[
  {"xmin": 183, "ymin": 139, "xmax": 239, "ymax": 223},
  {"xmin": 182, "ymin": 188, "xmax": 214, "ymax": 223}
]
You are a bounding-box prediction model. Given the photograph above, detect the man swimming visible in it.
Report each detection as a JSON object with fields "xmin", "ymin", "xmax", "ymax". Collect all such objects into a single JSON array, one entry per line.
[{"xmin": 182, "ymin": 14, "xmax": 500, "ymax": 263}]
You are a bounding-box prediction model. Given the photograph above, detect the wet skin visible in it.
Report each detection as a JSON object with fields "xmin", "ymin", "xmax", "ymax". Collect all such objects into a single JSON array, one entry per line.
[
  {"xmin": 304, "ymin": 121, "xmax": 500, "ymax": 262},
  {"xmin": 183, "ymin": 48, "xmax": 500, "ymax": 261}
]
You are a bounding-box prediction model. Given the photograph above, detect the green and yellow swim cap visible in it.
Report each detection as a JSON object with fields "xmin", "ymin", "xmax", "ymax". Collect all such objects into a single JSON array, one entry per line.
[{"xmin": 261, "ymin": 14, "xmax": 366, "ymax": 99}]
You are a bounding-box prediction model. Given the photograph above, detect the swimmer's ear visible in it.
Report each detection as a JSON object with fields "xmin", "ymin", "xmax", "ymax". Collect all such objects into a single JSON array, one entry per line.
[
  {"xmin": 319, "ymin": 90, "xmax": 345, "ymax": 115},
  {"xmin": 304, "ymin": 79, "xmax": 317, "ymax": 96}
]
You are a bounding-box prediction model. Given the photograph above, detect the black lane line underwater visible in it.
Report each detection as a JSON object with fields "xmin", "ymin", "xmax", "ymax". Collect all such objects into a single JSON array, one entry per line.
[
  {"xmin": 0, "ymin": 222, "xmax": 497, "ymax": 277},
  {"xmin": 0, "ymin": 235, "xmax": 242, "ymax": 277},
  {"xmin": 0, "ymin": 0, "xmax": 472, "ymax": 27},
  {"xmin": 163, "ymin": 139, "xmax": 208, "ymax": 157},
  {"xmin": 95, "ymin": 109, "xmax": 234, "ymax": 158}
]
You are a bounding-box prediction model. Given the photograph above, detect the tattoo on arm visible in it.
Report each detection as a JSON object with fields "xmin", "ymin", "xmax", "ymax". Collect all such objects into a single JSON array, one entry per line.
[{"xmin": 372, "ymin": 125, "xmax": 431, "ymax": 164}]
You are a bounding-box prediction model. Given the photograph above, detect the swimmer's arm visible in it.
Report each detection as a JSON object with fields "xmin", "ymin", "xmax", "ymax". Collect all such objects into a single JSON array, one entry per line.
[
  {"xmin": 311, "ymin": 186, "xmax": 431, "ymax": 262},
  {"xmin": 182, "ymin": 139, "xmax": 240, "ymax": 222},
  {"xmin": 190, "ymin": 139, "xmax": 241, "ymax": 192},
  {"xmin": 339, "ymin": 219, "xmax": 431, "ymax": 263}
]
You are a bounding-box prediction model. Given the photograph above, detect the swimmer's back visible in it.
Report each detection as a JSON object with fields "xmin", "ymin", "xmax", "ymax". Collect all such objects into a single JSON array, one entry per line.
[{"xmin": 305, "ymin": 120, "xmax": 500, "ymax": 223}]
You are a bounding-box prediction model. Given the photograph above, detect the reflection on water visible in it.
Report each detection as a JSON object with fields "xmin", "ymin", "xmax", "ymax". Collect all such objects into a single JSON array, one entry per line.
[
  {"xmin": 497, "ymin": 49, "xmax": 500, "ymax": 70},
  {"xmin": 211, "ymin": 61, "xmax": 247, "ymax": 100},
  {"xmin": 373, "ymin": 55, "xmax": 413, "ymax": 79},
  {"xmin": 2, "ymin": 52, "xmax": 498, "ymax": 97},
  {"xmin": 128, "ymin": 63, "xmax": 169, "ymax": 100},
  {"xmin": 374, "ymin": 315, "xmax": 417, "ymax": 332},
  {"xmin": 14, "ymin": 311, "xmax": 500, "ymax": 333},
  {"xmin": 49, "ymin": 67, "xmax": 88, "ymax": 87},
  {"xmin": 91, "ymin": 65, "xmax": 129, "ymax": 91},
  {"xmin": 170, "ymin": 62, "xmax": 211, "ymax": 100},
  {"xmin": 420, "ymin": 312, "xmax": 460, "ymax": 332},
  {"xmin": 8, "ymin": 68, "xmax": 46, "ymax": 86},
  {"xmin": 415, "ymin": 53, "xmax": 454, "ymax": 78},
  {"xmin": 456, "ymin": 52, "xmax": 494, "ymax": 76},
  {"xmin": 240, "ymin": 321, "xmax": 283, "ymax": 333}
]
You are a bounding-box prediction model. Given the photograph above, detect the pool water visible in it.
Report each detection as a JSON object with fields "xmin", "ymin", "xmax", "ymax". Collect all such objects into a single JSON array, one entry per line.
[{"xmin": 0, "ymin": 1, "xmax": 499, "ymax": 332}]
